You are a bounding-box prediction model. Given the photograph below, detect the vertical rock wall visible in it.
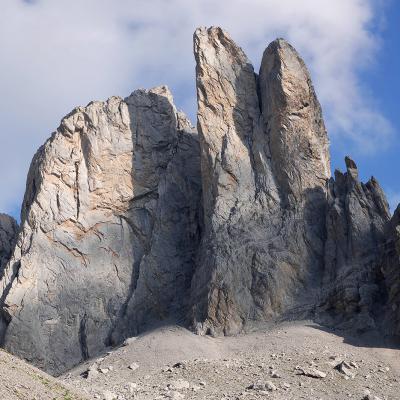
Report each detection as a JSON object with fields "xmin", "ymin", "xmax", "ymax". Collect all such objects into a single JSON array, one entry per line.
[
  {"xmin": 0, "ymin": 87, "xmax": 201, "ymax": 375},
  {"xmin": 0, "ymin": 27, "xmax": 399, "ymax": 375},
  {"xmin": 319, "ymin": 157, "xmax": 390, "ymax": 329},
  {"xmin": 0, "ymin": 214, "xmax": 18, "ymax": 272},
  {"xmin": 190, "ymin": 28, "xmax": 330, "ymax": 335}
]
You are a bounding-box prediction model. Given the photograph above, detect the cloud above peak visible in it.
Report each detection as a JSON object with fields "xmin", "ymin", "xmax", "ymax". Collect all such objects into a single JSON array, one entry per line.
[{"xmin": 0, "ymin": 0, "xmax": 392, "ymax": 215}]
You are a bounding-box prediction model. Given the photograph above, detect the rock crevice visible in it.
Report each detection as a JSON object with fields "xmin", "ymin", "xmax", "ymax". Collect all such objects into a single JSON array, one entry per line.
[{"xmin": 0, "ymin": 26, "xmax": 399, "ymax": 375}]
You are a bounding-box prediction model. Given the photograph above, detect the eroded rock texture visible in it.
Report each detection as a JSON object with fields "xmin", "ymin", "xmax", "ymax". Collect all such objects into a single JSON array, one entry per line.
[
  {"xmin": 0, "ymin": 26, "xmax": 399, "ymax": 375},
  {"xmin": 0, "ymin": 214, "xmax": 18, "ymax": 272},
  {"xmin": 190, "ymin": 27, "xmax": 330, "ymax": 335},
  {"xmin": 382, "ymin": 206, "xmax": 400, "ymax": 337},
  {"xmin": 0, "ymin": 86, "xmax": 201, "ymax": 375},
  {"xmin": 318, "ymin": 157, "xmax": 390, "ymax": 329}
]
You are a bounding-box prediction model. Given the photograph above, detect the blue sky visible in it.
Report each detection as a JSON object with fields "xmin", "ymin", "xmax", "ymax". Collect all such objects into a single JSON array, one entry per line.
[
  {"xmin": 0, "ymin": 0, "xmax": 399, "ymax": 220},
  {"xmin": 331, "ymin": 0, "xmax": 400, "ymax": 207}
]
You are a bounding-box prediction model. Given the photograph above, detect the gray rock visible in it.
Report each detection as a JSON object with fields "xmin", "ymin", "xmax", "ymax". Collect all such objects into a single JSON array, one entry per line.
[
  {"xmin": 335, "ymin": 360, "xmax": 357, "ymax": 379},
  {"xmin": 318, "ymin": 157, "xmax": 390, "ymax": 329},
  {"xmin": 0, "ymin": 86, "xmax": 201, "ymax": 375},
  {"xmin": 247, "ymin": 381, "xmax": 277, "ymax": 391},
  {"xmin": 165, "ymin": 392, "xmax": 185, "ymax": 400},
  {"xmin": 296, "ymin": 366, "xmax": 327, "ymax": 379},
  {"xmin": 0, "ymin": 214, "xmax": 18, "ymax": 271},
  {"xmin": 265, "ymin": 381, "xmax": 278, "ymax": 391},
  {"xmin": 128, "ymin": 362, "xmax": 139, "ymax": 371},
  {"xmin": 270, "ymin": 370, "xmax": 281, "ymax": 378},
  {"xmin": 85, "ymin": 365, "xmax": 99, "ymax": 379},
  {"xmin": 126, "ymin": 382, "xmax": 137, "ymax": 393},
  {"xmin": 0, "ymin": 25, "xmax": 399, "ymax": 377},
  {"xmin": 190, "ymin": 27, "xmax": 330, "ymax": 335},
  {"xmin": 381, "ymin": 205, "xmax": 400, "ymax": 336},
  {"xmin": 167, "ymin": 379, "xmax": 190, "ymax": 390},
  {"xmin": 102, "ymin": 391, "xmax": 117, "ymax": 400}
]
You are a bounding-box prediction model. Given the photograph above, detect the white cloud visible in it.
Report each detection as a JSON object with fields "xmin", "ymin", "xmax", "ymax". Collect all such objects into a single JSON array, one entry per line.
[{"xmin": 0, "ymin": 0, "xmax": 392, "ymax": 216}]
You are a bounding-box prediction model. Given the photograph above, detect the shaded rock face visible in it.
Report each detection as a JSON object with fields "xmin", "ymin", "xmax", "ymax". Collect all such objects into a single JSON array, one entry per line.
[
  {"xmin": 190, "ymin": 27, "xmax": 331, "ymax": 335},
  {"xmin": 382, "ymin": 206, "xmax": 400, "ymax": 337},
  {"xmin": 0, "ymin": 86, "xmax": 201, "ymax": 375},
  {"xmin": 0, "ymin": 214, "xmax": 18, "ymax": 272},
  {"xmin": 318, "ymin": 157, "xmax": 390, "ymax": 329},
  {"xmin": 0, "ymin": 26, "xmax": 399, "ymax": 375},
  {"xmin": 189, "ymin": 27, "xmax": 398, "ymax": 338}
]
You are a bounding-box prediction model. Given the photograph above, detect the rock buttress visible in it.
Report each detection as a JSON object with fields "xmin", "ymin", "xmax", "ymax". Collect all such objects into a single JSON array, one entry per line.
[
  {"xmin": 0, "ymin": 86, "xmax": 201, "ymax": 375},
  {"xmin": 190, "ymin": 27, "xmax": 330, "ymax": 335}
]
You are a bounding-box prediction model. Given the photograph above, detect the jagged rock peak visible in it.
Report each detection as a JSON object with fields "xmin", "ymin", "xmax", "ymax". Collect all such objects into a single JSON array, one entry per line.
[
  {"xmin": 0, "ymin": 26, "xmax": 399, "ymax": 378},
  {"xmin": 259, "ymin": 36, "xmax": 331, "ymax": 204},
  {"xmin": 194, "ymin": 26, "xmax": 251, "ymax": 63},
  {"xmin": 320, "ymin": 155, "xmax": 390, "ymax": 329},
  {"xmin": 0, "ymin": 85, "xmax": 201, "ymax": 375},
  {"xmin": 193, "ymin": 26, "xmax": 260, "ymax": 226},
  {"xmin": 344, "ymin": 155, "xmax": 359, "ymax": 180},
  {"xmin": 381, "ymin": 205, "xmax": 400, "ymax": 337},
  {"xmin": 190, "ymin": 27, "xmax": 331, "ymax": 336}
]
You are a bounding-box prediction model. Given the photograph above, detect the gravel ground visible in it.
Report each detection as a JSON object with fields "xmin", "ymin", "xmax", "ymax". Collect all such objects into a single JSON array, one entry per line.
[
  {"xmin": 0, "ymin": 348, "xmax": 87, "ymax": 400},
  {"xmin": 61, "ymin": 321, "xmax": 400, "ymax": 400}
]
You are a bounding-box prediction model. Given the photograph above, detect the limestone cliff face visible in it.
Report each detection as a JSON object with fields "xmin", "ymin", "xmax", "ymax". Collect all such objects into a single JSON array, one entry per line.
[
  {"xmin": 258, "ymin": 38, "xmax": 331, "ymax": 203},
  {"xmin": 0, "ymin": 214, "xmax": 18, "ymax": 272},
  {"xmin": 190, "ymin": 27, "xmax": 330, "ymax": 335},
  {"xmin": 0, "ymin": 26, "xmax": 399, "ymax": 375},
  {"xmin": 0, "ymin": 87, "xmax": 201, "ymax": 375},
  {"xmin": 318, "ymin": 157, "xmax": 390, "ymax": 329},
  {"xmin": 189, "ymin": 27, "xmax": 397, "ymax": 338},
  {"xmin": 382, "ymin": 206, "xmax": 400, "ymax": 337}
]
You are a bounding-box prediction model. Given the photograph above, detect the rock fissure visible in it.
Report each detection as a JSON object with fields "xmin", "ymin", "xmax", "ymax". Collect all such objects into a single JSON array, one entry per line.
[
  {"xmin": 74, "ymin": 161, "xmax": 81, "ymax": 220},
  {"xmin": 0, "ymin": 27, "xmax": 398, "ymax": 376},
  {"xmin": 78, "ymin": 313, "xmax": 89, "ymax": 361}
]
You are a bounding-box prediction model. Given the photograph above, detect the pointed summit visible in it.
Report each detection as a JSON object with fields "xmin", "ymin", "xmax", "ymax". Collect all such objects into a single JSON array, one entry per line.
[
  {"xmin": 259, "ymin": 37, "xmax": 330, "ymax": 204},
  {"xmin": 190, "ymin": 27, "xmax": 331, "ymax": 336},
  {"xmin": 193, "ymin": 26, "xmax": 260, "ymax": 226}
]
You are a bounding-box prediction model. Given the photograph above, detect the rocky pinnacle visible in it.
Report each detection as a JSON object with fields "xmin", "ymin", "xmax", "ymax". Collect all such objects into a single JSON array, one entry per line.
[
  {"xmin": 0, "ymin": 27, "xmax": 398, "ymax": 375},
  {"xmin": 190, "ymin": 27, "xmax": 331, "ymax": 335}
]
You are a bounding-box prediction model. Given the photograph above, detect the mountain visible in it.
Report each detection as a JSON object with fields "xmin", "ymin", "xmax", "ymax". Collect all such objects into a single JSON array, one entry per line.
[{"xmin": 0, "ymin": 27, "xmax": 398, "ymax": 376}]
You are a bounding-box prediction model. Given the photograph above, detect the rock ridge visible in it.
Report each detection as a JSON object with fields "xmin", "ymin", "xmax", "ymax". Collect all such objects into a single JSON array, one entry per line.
[
  {"xmin": 0, "ymin": 86, "xmax": 201, "ymax": 375},
  {"xmin": 190, "ymin": 26, "xmax": 331, "ymax": 335},
  {"xmin": 0, "ymin": 26, "xmax": 398, "ymax": 375}
]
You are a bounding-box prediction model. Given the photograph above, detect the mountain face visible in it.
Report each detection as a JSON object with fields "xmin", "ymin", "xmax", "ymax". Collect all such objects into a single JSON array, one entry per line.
[
  {"xmin": 190, "ymin": 28, "xmax": 330, "ymax": 335},
  {"xmin": 318, "ymin": 157, "xmax": 391, "ymax": 328},
  {"xmin": 0, "ymin": 214, "xmax": 18, "ymax": 271},
  {"xmin": 0, "ymin": 87, "xmax": 201, "ymax": 375},
  {"xmin": 0, "ymin": 27, "xmax": 398, "ymax": 375},
  {"xmin": 382, "ymin": 206, "xmax": 400, "ymax": 337}
]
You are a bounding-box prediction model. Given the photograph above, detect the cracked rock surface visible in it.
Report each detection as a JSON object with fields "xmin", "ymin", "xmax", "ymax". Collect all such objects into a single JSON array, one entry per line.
[
  {"xmin": 0, "ymin": 214, "xmax": 18, "ymax": 272},
  {"xmin": 0, "ymin": 26, "xmax": 399, "ymax": 379},
  {"xmin": 0, "ymin": 86, "xmax": 201, "ymax": 375},
  {"xmin": 190, "ymin": 27, "xmax": 331, "ymax": 335},
  {"xmin": 318, "ymin": 157, "xmax": 391, "ymax": 330},
  {"xmin": 382, "ymin": 205, "xmax": 400, "ymax": 337}
]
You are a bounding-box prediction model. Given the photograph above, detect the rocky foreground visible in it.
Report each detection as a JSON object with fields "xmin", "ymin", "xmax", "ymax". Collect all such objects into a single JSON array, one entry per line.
[
  {"xmin": 60, "ymin": 322, "xmax": 399, "ymax": 400},
  {"xmin": 0, "ymin": 348, "xmax": 85, "ymax": 400},
  {"xmin": 1, "ymin": 321, "xmax": 398, "ymax": 399}
]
